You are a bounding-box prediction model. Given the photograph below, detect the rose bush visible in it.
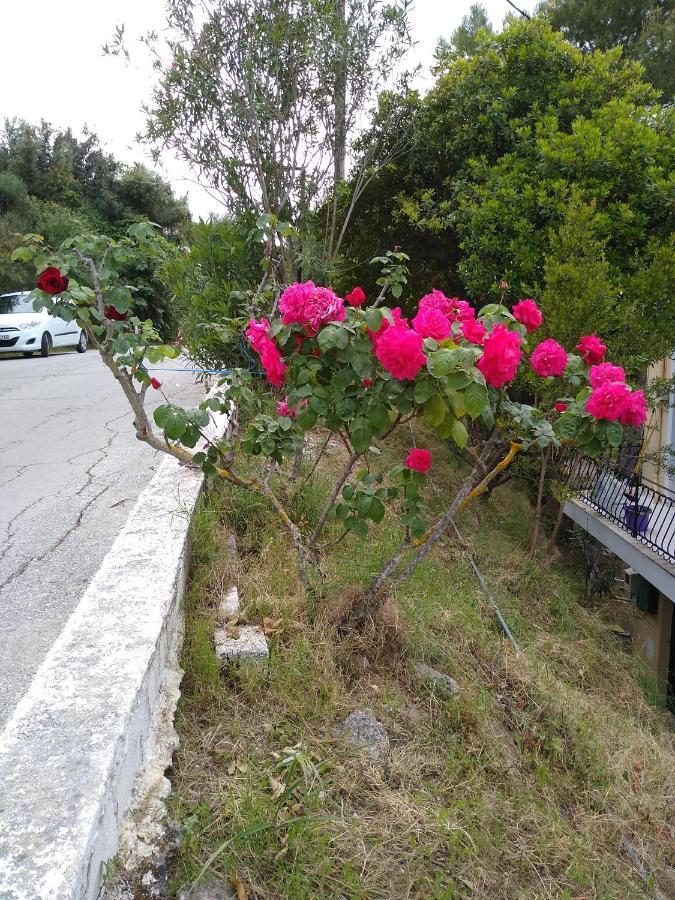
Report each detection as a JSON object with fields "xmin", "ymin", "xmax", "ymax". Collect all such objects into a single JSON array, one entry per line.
[{"xmin": 15, "ymin": 228, "xmax": 648, "ymax": 623}]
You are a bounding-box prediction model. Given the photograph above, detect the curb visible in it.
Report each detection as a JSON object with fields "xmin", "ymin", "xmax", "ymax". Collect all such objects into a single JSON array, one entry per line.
[{"xmin": 0, "ymin": 409, "xmax": 228, "ymax": 899}]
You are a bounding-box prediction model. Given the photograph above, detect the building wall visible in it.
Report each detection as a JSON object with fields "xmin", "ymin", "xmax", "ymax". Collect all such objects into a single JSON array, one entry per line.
[
  {"xmin": 626, "ymin": 592, "xmax": 673, "ymax": 692},
  {"xmin": 643, "ymin": 356, "xmax": 674, "ymax": 490}
]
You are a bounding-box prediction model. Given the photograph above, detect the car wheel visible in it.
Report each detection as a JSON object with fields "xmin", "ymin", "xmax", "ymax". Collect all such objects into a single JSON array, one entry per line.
[
  {"xmin": 22, "ymin": 352, "xmax": 33, "ymax": 358},
  {"xmin": 40, "ymin": 332, "xmax": 51, "ymax": 358},
  {"xmin": 76, "ymin": 331, "xmax": 87, "ymax": 353}
]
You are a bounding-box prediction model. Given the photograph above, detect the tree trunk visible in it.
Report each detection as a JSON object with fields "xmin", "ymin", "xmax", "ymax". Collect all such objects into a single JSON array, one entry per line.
[
  {"xmin": 542, "ymin": 500, "xmax": 566, "ymax": 570},
  {"xmin": 346, "ymin": 439, "xmax": 516, "ymax": 627},
  {"xmin": 529, "ymin": 446, "xmax": 550, "ymax": 559},
  {"xmin": 333, "ymin": 0, "xmax": 347, "ymax": 188}
]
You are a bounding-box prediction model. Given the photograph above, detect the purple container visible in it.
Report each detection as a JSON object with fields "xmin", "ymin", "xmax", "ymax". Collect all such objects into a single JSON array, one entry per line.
[{"xmin": 623, "ymin": 503, "xmax": 651, "ymax": 536}]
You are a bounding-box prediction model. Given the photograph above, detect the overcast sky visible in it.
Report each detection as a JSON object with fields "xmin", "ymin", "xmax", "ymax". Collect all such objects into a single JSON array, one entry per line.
[{"xmin": 3, "ymin": 0, "xmax": 536, "ymax": 219}]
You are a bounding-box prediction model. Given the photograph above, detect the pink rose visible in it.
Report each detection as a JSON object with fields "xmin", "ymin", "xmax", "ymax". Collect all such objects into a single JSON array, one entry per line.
[
  {"xmin": 586, "ymin": 381, "xmax": 631, "ymax": 421},
  {"xmin": 305, "ymin": 286, "xmax": 346, "ymax": 331},
  {"xmin": 477, "ymin": 324, "xmax": 523, "ymax": 388},
  {"xmin": 245, "ymin": 318, "xmax": 271, "ymax": 352},
  {"xmin": 589, "ymin": 363, "xmax": 625, "ymax": 388},
  {"xmin": 277, "ymin": 397, "xmax": 298, "ymax": 418},
  {"xmin": 405, "ymin": 448, "xmax": 432, "ymax": 473},
  {"xmin": 374, "ymin": 324, "xmax": 426, "ymax": 380},
  {"xmin": 460, "ymin": 317, "xmax": 486, "ymax": 345},
  {"xmin": 345, "ymin": 286, "xmax": 366, "ymax": 307},
  {"xmin": 512, "ymin": 298, "xmax": 542, "ymax": 332},
  {"xmin": 278, "ymin": 282, "xmax": 315, "ymax": 325},
  {"xmin": 246, "ymin": 318, "xmax": 286, "ymax": 387},
  {"xmin": 259, "ymin": 341, "xmax": 286, "ymax": 387},
  {"xmin": 530, "ymin": 339, "xmax": 568, "ymax": 378},
  {"xmin": 418, "ymin": 289, "xmax": 453, "ymax": 316},
  {"xmin": 577, "ymin": 334, "xmax": 606, "ymax": 365},
  {"xmin": 447, "ymin": 297, "xmax": 475, "ymax": 322},
  {"xmin": 619, "ymin": 390, "xmax": 647, "ymax": 428},
  {"xmin": 368, "ymin": 307, "xmax": 408, "ymax": 347},
  {"xmin": 278, "ymin": 281, "xmax": 345, "ymax": 331},
  {"xmin": 554, "ymin": 401, "xmax": 568, "ymax": 413},
  {"xmin": 411, "ymin": 306, "xmax": 451, "ymax": 341}
]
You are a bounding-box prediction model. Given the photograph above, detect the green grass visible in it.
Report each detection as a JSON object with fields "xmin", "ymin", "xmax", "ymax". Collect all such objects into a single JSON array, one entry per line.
[{"xmin": 168, "ymin": 432, "xmax": 675, "ymax": 899}]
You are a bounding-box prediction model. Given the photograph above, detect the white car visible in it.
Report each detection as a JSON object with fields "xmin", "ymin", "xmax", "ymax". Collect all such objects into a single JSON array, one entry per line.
[{"xmin": 0, "ymin": 291, "xmax": 87, "ymax": 358}]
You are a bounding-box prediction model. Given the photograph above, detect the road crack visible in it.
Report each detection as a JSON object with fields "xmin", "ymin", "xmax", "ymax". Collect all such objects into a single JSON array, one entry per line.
[{"xmin": 0, "ymin": 485, "xmax": 110, "ymax": 591}]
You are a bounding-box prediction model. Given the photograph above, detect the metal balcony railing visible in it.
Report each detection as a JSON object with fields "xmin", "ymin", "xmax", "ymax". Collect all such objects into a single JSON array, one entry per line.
[{"xmin": 564, "ymin": 454, "xmax": 675, "ymax": 564}]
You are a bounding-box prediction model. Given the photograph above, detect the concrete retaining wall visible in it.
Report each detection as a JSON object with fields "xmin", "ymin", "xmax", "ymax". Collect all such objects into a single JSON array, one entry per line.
[{"xmin": 0, "ymin": 412, "xmax": 227, "ymax": 898}]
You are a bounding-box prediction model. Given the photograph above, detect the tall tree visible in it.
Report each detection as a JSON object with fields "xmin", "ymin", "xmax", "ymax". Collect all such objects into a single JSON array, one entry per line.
[
  {"xmin": 540, "ymin": 0, "xmax": 674, "ymax": 100},
  {"xmin": 435, "ymin": 3, "xmax": 494, "ymax": 66},
  {"xmin": 108, "ymin": 0, "xmax": 412, "ymax": 280}
]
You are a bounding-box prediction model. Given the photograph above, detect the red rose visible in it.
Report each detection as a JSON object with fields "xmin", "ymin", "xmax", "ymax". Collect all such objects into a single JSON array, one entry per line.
[
  {"xmin": 530, "ymin": 338, "xmax": 568, "ymax": 378},
  {"xmin": 105, "ymin": 305, "xmax": 129, "ymax": 322},
  {"xmin": 405, "ymin": 448, "xmax": 432, "ymax": 474},
  {"xmin": 150, "ymin": 377, "xmax": 162, "ymax": 390},
  {"xmin": 411, "ymin": 306, "xmax": 451, "ymax": 341},
  {"xmin": 37, "ymin": 267, "xmax": 69, "ymax": 295},
  {"xmin": 577, "ymin": 334, "xmax": 606, "ymax": 365},
  {"xmin": 512, "ymin": 298, "xmax": 542, "ymax": 332},
  {"xmin": 345, "ymin": 286, "xmax": 366, "ymax": 307},
  {"xmin": 477, "ymin": 324, "xmax": 522, "ymax": 388},
  {"xmin": 374, "ymin": 323, "xmax": 426, "ymax": 380},
  {"xmin": 554, "ymin": 402, "xmax": 568, "ymax": 413},
  {"xmin": 362, "ymin": 378, "xmax": 373, "ymax": 389}
]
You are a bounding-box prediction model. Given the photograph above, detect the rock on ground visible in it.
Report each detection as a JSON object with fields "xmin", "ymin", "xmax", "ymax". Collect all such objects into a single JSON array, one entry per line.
[
  {"xmin": 336, "ymin": 708, "xmax": 390, "ymax": 763},
  {"xmin": 412, "ymin": 661, "xmax": 459, "ymax": 699},
  {"xmin": 177, "ymin": 879, "xmax": 237, "ymax": 900}
]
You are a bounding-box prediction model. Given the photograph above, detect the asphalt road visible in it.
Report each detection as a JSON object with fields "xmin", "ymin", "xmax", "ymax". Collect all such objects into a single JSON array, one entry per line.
[{"xmin": 0, "ymin": 349, "xmax": 206, "ymax": 730}]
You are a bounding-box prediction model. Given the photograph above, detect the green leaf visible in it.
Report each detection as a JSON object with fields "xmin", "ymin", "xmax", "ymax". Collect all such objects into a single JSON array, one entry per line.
[
  {"xmin": 423, "ymin": 395, "xmax": 447, "ymax": 428},
  {"xmin": 350, "ymin": 418, "xmax": 373, "ymax": 453},
  {"xmin": 336, "ymin": 503, "xmax": 349, "ymax": 521},
  {"xmin": 584, "ymin": 435, "xmax": 603, "ymax": 457},
  {"xmin": 368, "ymin": 404, "xmax": 390, "ymax": 433},
  {"xmin": 445, "ymin": 370, "xmax": 472, "ymax": 390},
  {"xmin": 190, "ymin": 408, "xmax": 210, "ymax": 428},
  {"xmin": 428, "ymin": 348, "xmax": 460, "ymax": 377},
  {"xmin": 605, "ymin": 420, "xmax": 623, "ymax": 448},
  {"xmin": 296, "ymin": 406, "xmax": 318, "ymax": 431},
  {"xmin": 363, "ymin": 308, "xmax": 383, "ymax": 332},
  {"xmin": 408, "ymin": 516, "xmax": 427, "ymax": 539},
  {"xmin": 153, "ymin": 405, "xmax": 171, "ymax": 428},
  {"xmin": 356, "ymin": 493, "xmax": 373, "ymax": 517},
  {"xmin": 481, "ymin": 404, "xmax": 495, "ymax": 431},
  {"xmin": 105, "ymin": 284, "xmax": 133, "ymax": 313},
  {"xmin": 349, "ymin": 517, "xmax": 369, "ymax": 538},
  {"xmin": 555, "ymin": 414, "xmax": 578, "ymax": 441},
  {"xmin": 450, "ymin": 418, "xmax": 469, "ymax": 449},
  {"xmin": 464, "ymin": 382, "xmax": 488, "ymax": 419},
  {"xmin": 164, "ymin": 409, "xmax": 188, "ymax": 441},
  {"xmin": 317, "ymin": 326, "xmax": 339, "ymax": 352},
  {"xmin": 414, "ymin": 379, "xmax": 435, "ymax": 404},
  {"xmin": 349, "ymin": 350, "xmax": 372, "ymax": 378},
  {"xmin": 11, "ymin": 246, "xmax": 34, "ymax": 262},
  {"xmin": 448, "ymin": 390, "xmax": 466, "ymax": 419},
  {"xmin": 368, "ymin": 497, "xmax": 385, "ymax": 524},
  {"xmin": 390, "ymin": 283, "xmax": 402, "ymax": 299}
]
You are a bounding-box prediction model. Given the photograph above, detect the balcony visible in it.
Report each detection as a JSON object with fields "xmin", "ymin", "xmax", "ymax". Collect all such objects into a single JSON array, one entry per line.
[{"xmin": 564, "ymin": 455, "xmax": 675, "ymax": 565}]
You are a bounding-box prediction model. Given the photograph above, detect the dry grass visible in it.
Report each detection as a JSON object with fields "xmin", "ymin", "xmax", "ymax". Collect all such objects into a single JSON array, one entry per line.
[{"xmin": 168, "ymin": 432, "xmax": 675, "ymax": 899}]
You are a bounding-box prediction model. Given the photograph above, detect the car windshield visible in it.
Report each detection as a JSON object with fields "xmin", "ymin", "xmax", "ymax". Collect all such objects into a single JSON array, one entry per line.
[{"xmin": 0, "ymin": 294, "xmax": 37, "ymax": 315}]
